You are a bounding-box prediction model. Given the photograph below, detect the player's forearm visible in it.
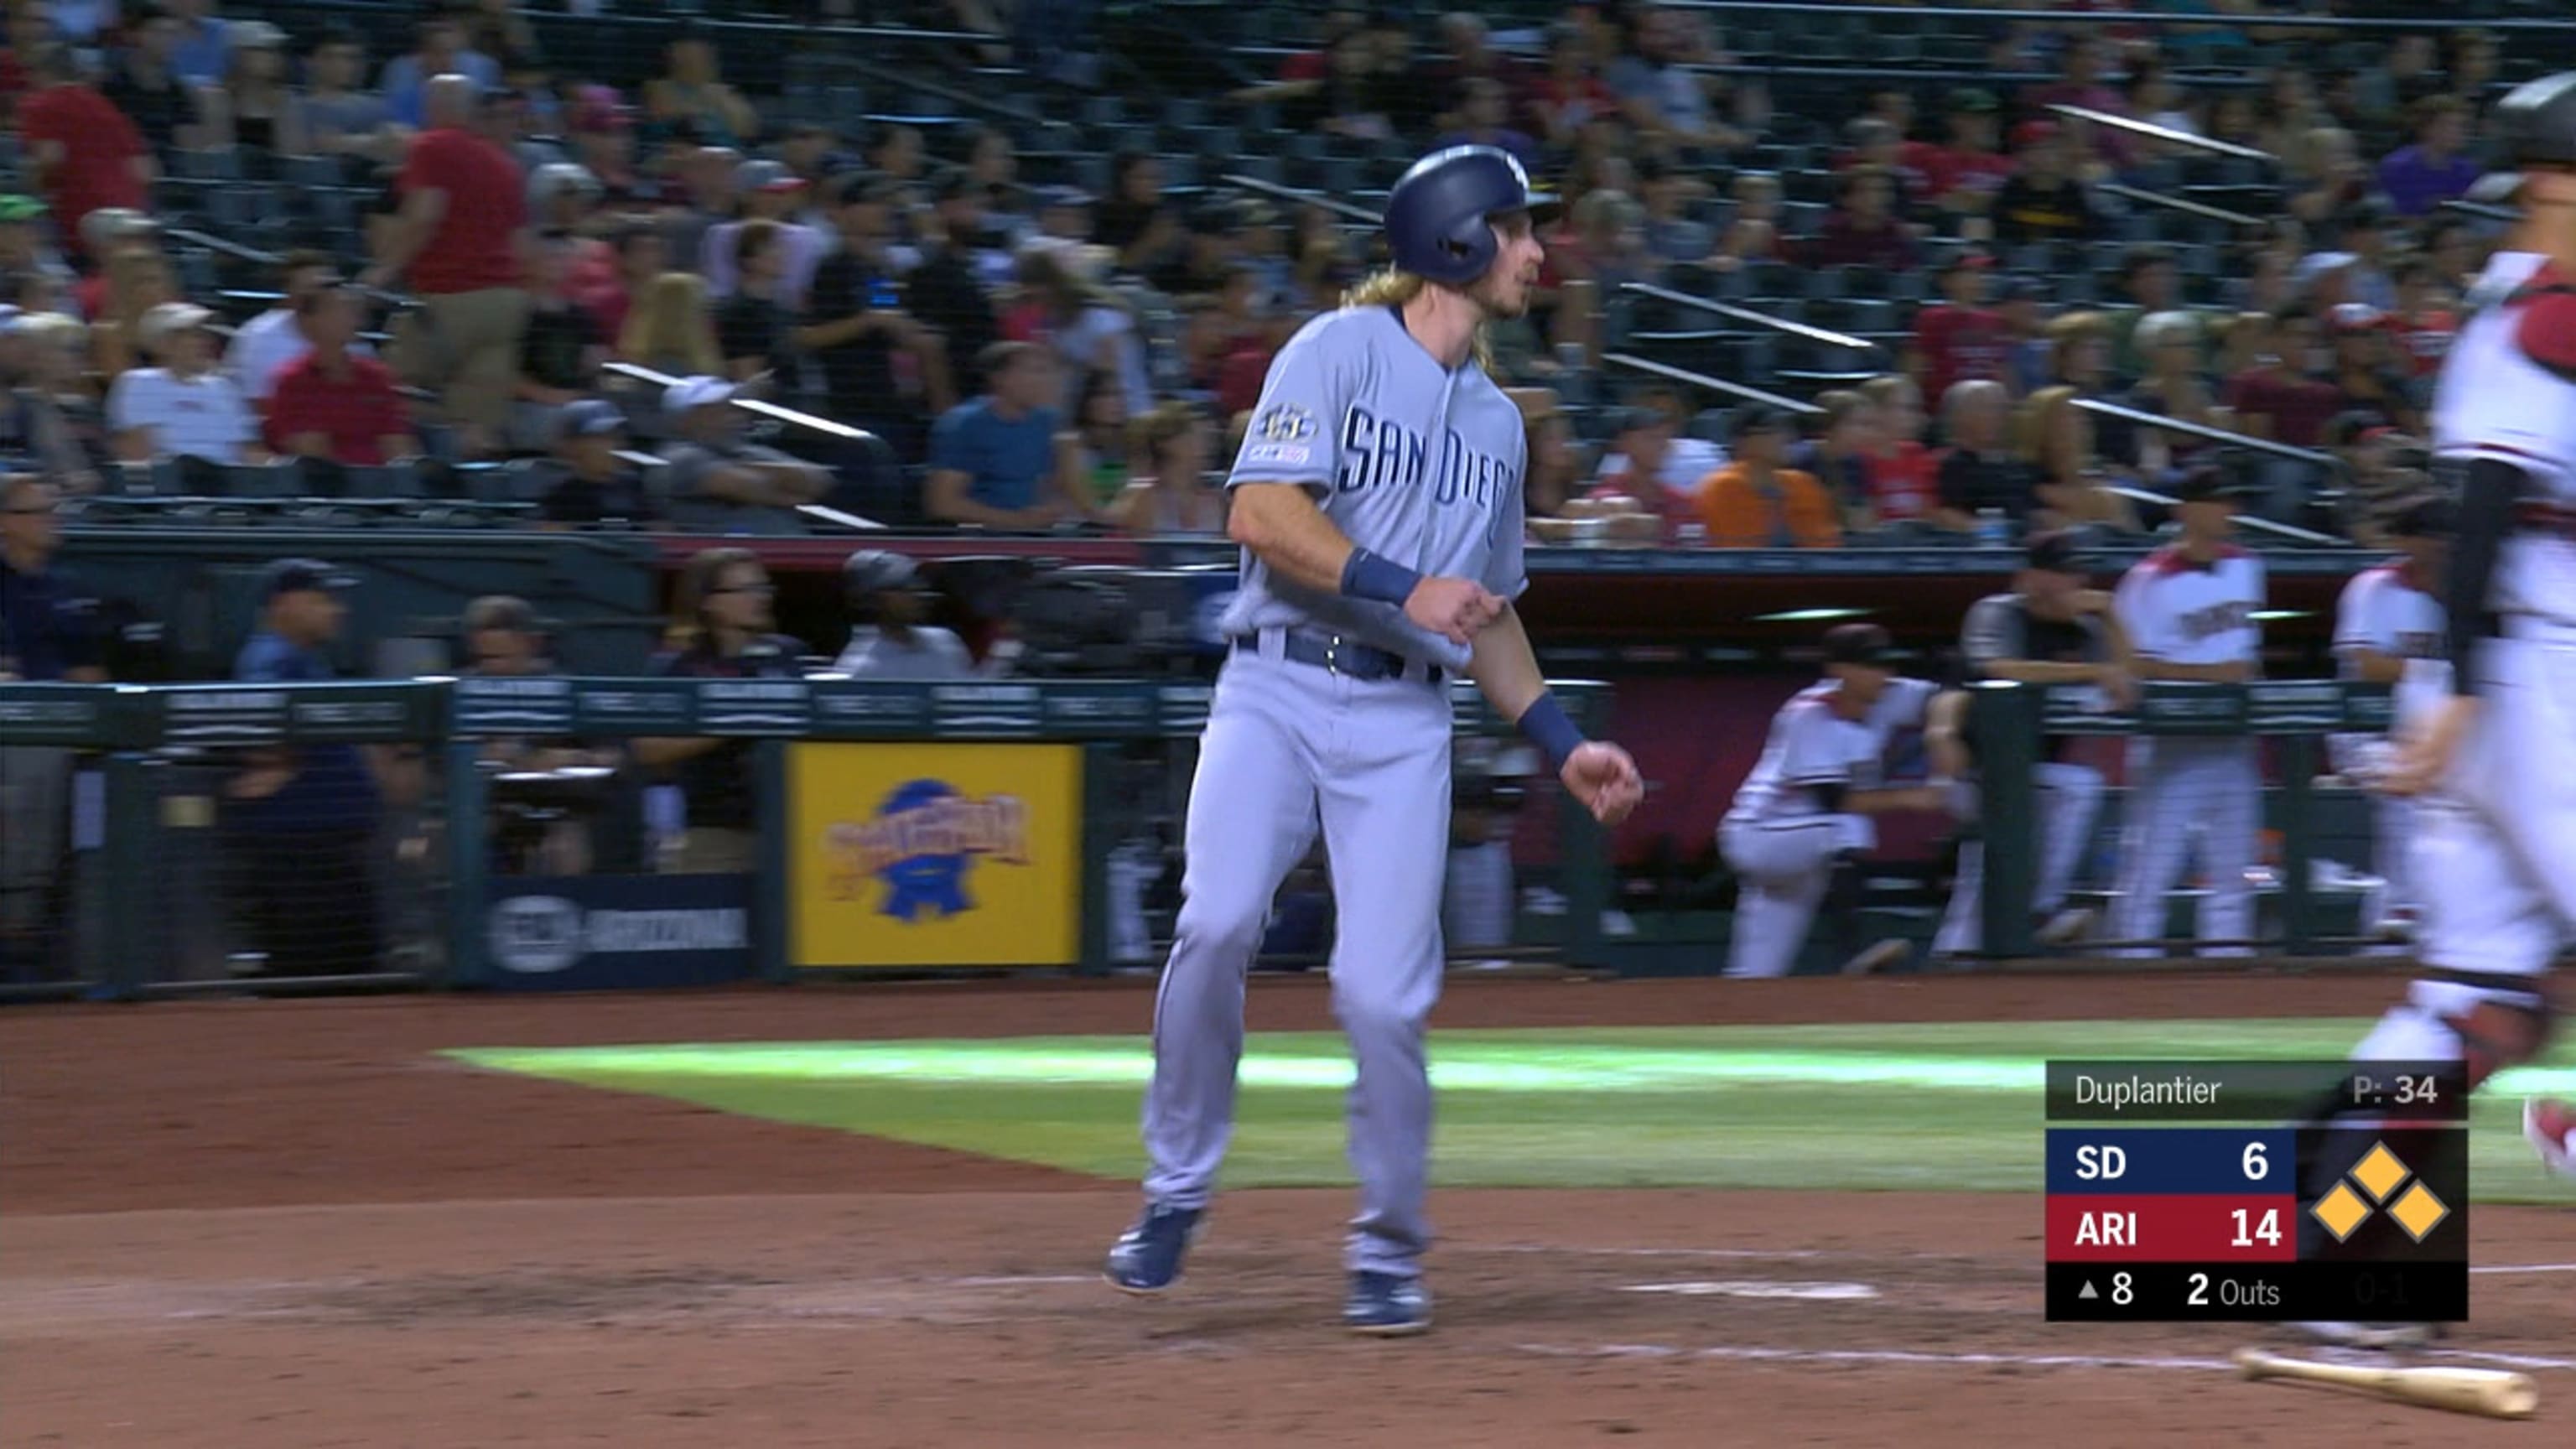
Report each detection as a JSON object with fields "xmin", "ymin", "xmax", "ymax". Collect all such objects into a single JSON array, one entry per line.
[
  {"xmin": 1227, "ymin": 482, "xmax": 1357, "ymax": 595},
  {"xmin": 2342, "ymin": 650, "xmax": 2407, "ymax": 686},
  {"xmin": 1467, "ymin": 605, "xmax": 1547, "ymax": 722},
  {"xmin": 1845, "ymin": 785, "xmax": 1949, "ymax": 815},
  {"xmin": 1924, "ymin": 692, "xmax": 1971, "ymax": 780}
]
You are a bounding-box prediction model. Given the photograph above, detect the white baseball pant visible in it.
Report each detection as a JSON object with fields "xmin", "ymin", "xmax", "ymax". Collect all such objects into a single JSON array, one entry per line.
[
  {"xmin": 2105, "ymin": 736, "xmax": 2261, "ymax": 957},
  {"xmin": 1718, "ymin": 813, "xmax": 1874, "ymax": 979},
  {"xmin": 2404, "ymin": 623, "xmax": 2576, "ymax": 1015},
  {"xmin": 1933, "ymin": 761, "xmax": 2106, "ymax": 957}
]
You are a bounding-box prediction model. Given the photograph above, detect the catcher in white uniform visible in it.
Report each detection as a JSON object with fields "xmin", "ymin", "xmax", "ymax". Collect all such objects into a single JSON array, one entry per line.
[
  {"xmin": 2104, "ymin": 464, "xmax": 2268, "ymax": 958},
  {"xmin": 1719, "ymin": 624, "xmax": 1959, "ymax": 978},
  {"xmin": 2285, "ymin": 80, "xmax": 2576, "ymax": 1353},
  {"xmin": 2327, "ymin": 494, "xmax": 2449, "ymax": 943},
  {"xmin": 2357, "ymin": 72, "xmax": 2576, "ymax": 1202}
]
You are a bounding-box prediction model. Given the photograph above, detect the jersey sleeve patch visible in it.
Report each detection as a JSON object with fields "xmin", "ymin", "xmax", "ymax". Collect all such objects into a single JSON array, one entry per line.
[{"xmin": 2515, "ymin": 289, "xmax": 2576, "ymax": 381}]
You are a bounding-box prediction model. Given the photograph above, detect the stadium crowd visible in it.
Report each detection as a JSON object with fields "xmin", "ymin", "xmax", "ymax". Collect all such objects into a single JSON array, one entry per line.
[{"xmin": 0, "ymin": 0, "xmax": 2553, "ymax": 553}]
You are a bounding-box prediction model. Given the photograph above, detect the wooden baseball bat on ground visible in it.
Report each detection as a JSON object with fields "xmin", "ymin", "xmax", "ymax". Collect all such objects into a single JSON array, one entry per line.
[{"xmin": 2234, "ymin": 1348, "xmax": 2538, "ymax": 1420}]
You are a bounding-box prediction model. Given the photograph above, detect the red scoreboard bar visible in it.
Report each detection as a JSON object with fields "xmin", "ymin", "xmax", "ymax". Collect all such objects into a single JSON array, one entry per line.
[{"xmin": 2044, "ymin": 1194, "xmax": 2298, "ymax": 1263}]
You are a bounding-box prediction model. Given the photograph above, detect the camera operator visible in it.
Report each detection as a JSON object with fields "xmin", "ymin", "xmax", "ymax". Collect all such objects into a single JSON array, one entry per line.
[
  {"xmin": 631, "ymin": 548, "xmax": 806, "ymax": 874},
  {"xmin": 462, "ymin": 595, "xmax": 612, "ymax": 875}
]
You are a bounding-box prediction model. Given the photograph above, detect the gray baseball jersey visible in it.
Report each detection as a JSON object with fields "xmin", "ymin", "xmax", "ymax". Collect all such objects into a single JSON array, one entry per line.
[
  {"xmin": 1222, "ymin": 305, "xmax": 1529, "ymax": 671},
  {"xmin": 1137, "ymin": 302, "xmax": 1532, "ymax": 1282},
  {"xmin": 830, "ymin": 625, "xmax": 974, "ymax": 681}
]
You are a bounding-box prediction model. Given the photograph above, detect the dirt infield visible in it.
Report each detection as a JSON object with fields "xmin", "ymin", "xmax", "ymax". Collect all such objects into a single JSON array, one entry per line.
[{"xmin": 4, "ymin": 973, "xmax": 2570, "ymax": 1447}]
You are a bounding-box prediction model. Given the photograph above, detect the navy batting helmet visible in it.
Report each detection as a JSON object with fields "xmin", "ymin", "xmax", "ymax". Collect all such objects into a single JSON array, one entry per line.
[{"xmin": 1383, "ymin": 145, "xmax": 1557, "ymax": 286}]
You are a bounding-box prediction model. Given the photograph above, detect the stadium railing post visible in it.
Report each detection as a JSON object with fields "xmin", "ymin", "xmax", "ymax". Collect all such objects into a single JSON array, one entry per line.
[
  {"xmin": 1559, "ymin": 785, "xmax": 1609, "ymax": 970},
  {"xmin": 97, "ymin": 750, "xmax": 157, "ymax": 1000},
  {"xmin": 443, "ymin": 737, "xmax": 490, "ymax": 989},
  {"xmin": 756, "ymin": 739, "xmax": 792, "ymax": 983},
  {"xmin": 1972, "ymin": 681, "xmax": 2039, "ymax": 961},
  {"xmin": 2276, "ymin": 732, "xmax": 2318, "ymax": 955},
  {"xmin": 1078, "ymin": 741, "xmax": 1118, "ymax": 975}
]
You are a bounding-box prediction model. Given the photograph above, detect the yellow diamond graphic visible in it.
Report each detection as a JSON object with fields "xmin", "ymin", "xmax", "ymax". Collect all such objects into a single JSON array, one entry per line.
[
  {"xmin": 2389, "ymin": 1182, "xmax": 2450, "ymax": 1243},
  {"xmin": 2350, "ymin": 1142, "xmax": 2412, "ymax": 1202},
  {"xmin": 2312, "ymin": 1182, "xmax": 2373, "ymax": 1242}
]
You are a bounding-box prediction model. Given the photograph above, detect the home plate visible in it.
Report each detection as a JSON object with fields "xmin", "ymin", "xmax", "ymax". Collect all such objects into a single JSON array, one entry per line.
[{"xmin": 1619, "ymin": 1280, "xmax": 1880, "ymax": 1301}]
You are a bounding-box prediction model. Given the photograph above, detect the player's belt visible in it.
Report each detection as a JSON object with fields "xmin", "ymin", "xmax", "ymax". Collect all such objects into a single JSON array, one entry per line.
[
  {"xmin": 1233, "ymin": 629, "xmax": 1444, "ymax": 685},
  {"xmin": 2512, "ymin": 500, "xmax": 2576, "ymax": 539}
]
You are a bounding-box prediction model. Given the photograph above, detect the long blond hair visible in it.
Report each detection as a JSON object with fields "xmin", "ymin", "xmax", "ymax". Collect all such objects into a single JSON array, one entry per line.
[
  {"xmin": 2014, "ymin": 384, "xmax": 2090, "ymax": 481},
  {"xmin": 1341, "ymin": 267, "xmax": 1496, "ymax": 371},
  {"xmin": 617, "ymin": 271, "xmax": 721, "ymax": 375}
]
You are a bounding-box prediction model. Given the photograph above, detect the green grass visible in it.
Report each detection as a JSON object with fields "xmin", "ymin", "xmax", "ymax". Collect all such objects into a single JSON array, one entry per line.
[{"xmin": 448, "ymin": 1021, "xmax": 2576, "ymax": 1203}]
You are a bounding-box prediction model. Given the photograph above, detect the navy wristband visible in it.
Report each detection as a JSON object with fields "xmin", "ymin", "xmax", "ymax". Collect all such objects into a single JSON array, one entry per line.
[
  {"xmin": 1341, "ymin": 548, "xmax": 1424, "ymax": 606},
  {"xmin": 1517, "ymin": 691, "xmax": 1587, "ymax": 771}
]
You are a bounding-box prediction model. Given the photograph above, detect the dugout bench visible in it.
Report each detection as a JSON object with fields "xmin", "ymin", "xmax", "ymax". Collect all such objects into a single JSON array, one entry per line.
[{"xmin": 0, "ymin": 676, "xmax": 1613, "ymax": 999}]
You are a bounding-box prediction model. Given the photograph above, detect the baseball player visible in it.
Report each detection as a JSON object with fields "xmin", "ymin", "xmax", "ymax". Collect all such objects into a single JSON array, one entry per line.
[
  {"xmin": 1719, "ymin": 623, "xmax": 1957, "ymax": 979},
  {"xmin": 1934, "ymin": 532, "xmax": 2134, "ymax": 958},
  {"xmin": 2334, "ymin": 73, "xmax": 2576, "ymax": 1227},
  {"xmin": 2103, "ymin": 464, "xmax": 2268, "ymax": 958},
  {"xmin": 1103, "ymin": 146, "xmax": 1644, "ymax": 1336},
  {"xmin": 829, "ymin": 548, "xmax": 975, "ymax": 680},
  {"xmin": 2327, "ymin": 493, "xmax": 2449, "ymax": 944}
]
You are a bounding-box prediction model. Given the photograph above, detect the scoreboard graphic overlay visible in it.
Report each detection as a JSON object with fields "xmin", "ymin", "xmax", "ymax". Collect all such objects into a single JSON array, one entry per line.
[{"xmin": 2044, "ymin": 1061, "xmax": 2470, "ymax": 1322}]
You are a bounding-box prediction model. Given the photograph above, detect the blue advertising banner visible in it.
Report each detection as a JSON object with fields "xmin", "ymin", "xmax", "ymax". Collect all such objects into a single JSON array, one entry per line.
[{"xmin": 484, "ymin": 873, "xmax": 756, "ymax": 991}]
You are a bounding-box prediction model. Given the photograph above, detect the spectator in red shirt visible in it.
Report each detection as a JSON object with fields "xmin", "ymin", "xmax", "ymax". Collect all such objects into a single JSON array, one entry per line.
[
  {"xmin": 2386, "ymin": 257, "xmax": 2457, "ymax": 381},
  {"xmin": 566, "ymin": 218, "xmax": 661, "ymax": 342},
  {"xmin": 269, "ymin": 285, "xmax": 419, "ymax": 467},
  {"xmin": 1837, "ymin": 118, "xmax": 1924, "ymax": 212},
  {"xmin": 1270, "ymin": 4, "xmax": 1366, "ymax": 86},
  {"xmin": 1909, "ymin": 88, "xmax": 2015, "ymax": 222},
  {"xmin": 1805, "ymin": 167, "xmax": 1918, "ymax": 272},
  {"xmin": 2223, "ymin": 302, "xmax": 2343, "ymax": 450},
  {"xmin": 16, "ymin": 45, "xmax": 151, "ymax": 261},
  {"xmin": 1911, "ymin": 251, "xmax": 2007, "ymax": 407},
  {"xmin": 1529, "ymin": 20, "xmax": 1619, "ymax": 150},
  {"xmin": 362, "ymin": 75, "xmax": 531, "ymax": 456},
  {"xmin": 1859, "ymin": 375, "xmax": 1938, "ymax": 523},
  {"xmin": 1585, "ymin": 403, "xmax": 1711, "ymax": 543}
]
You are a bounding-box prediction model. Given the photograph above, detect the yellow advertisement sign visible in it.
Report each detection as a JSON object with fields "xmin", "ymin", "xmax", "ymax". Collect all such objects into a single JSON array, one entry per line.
[{"xmin": 788, "ymin": 743, "xmax": 1083, "ymax": 968}]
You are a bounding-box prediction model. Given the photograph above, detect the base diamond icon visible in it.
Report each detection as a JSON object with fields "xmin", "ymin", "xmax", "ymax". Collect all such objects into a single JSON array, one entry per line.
[
  {"xmin": 2312, "ymin": 1182, "xmax": 2372, "ymax": 1242},
  {"xmin": 2388, "ymin": 1181, "xmax": 2450, "ymax": 1242},
  {"xmin": 2350, "ymin": 1142, "xmax": 2412, "ymax": 1202}
]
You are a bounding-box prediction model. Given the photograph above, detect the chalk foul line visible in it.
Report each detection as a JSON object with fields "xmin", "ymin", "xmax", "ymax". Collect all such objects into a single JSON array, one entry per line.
[{"xmin": 1513, "ymin": 1343, "xmax": 2576, "ymax": 1374}]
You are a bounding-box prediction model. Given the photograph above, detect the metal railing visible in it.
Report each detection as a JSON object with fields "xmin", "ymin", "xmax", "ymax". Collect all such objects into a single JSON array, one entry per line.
[
  {"xmin": 1620, "ymin": 283, "xmax": 1885, "ymax": 355},
  {"xmin": 1602, "ymin": 351, "xmax": 1826, "ymax": 415}
]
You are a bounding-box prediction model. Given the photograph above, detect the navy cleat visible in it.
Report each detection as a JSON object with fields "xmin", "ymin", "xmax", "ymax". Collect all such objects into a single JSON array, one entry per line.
[
  {"xmin": 1343, "ymin": 1270, "xmax": 1433, "ymax": 1337},
  {"xmin": 1104, "ymin": 1203, "xmax": 1201, "ymax": 1294}
]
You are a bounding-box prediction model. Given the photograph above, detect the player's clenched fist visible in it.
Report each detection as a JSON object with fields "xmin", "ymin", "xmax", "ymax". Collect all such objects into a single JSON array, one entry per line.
[
  {"xmin": 1405, "ymin": 576, "xmax": 1506, "ymax": 647},
  {"xmin": 1561, "ymin": 740, "xmax": 1644, "ymax": 825}
]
